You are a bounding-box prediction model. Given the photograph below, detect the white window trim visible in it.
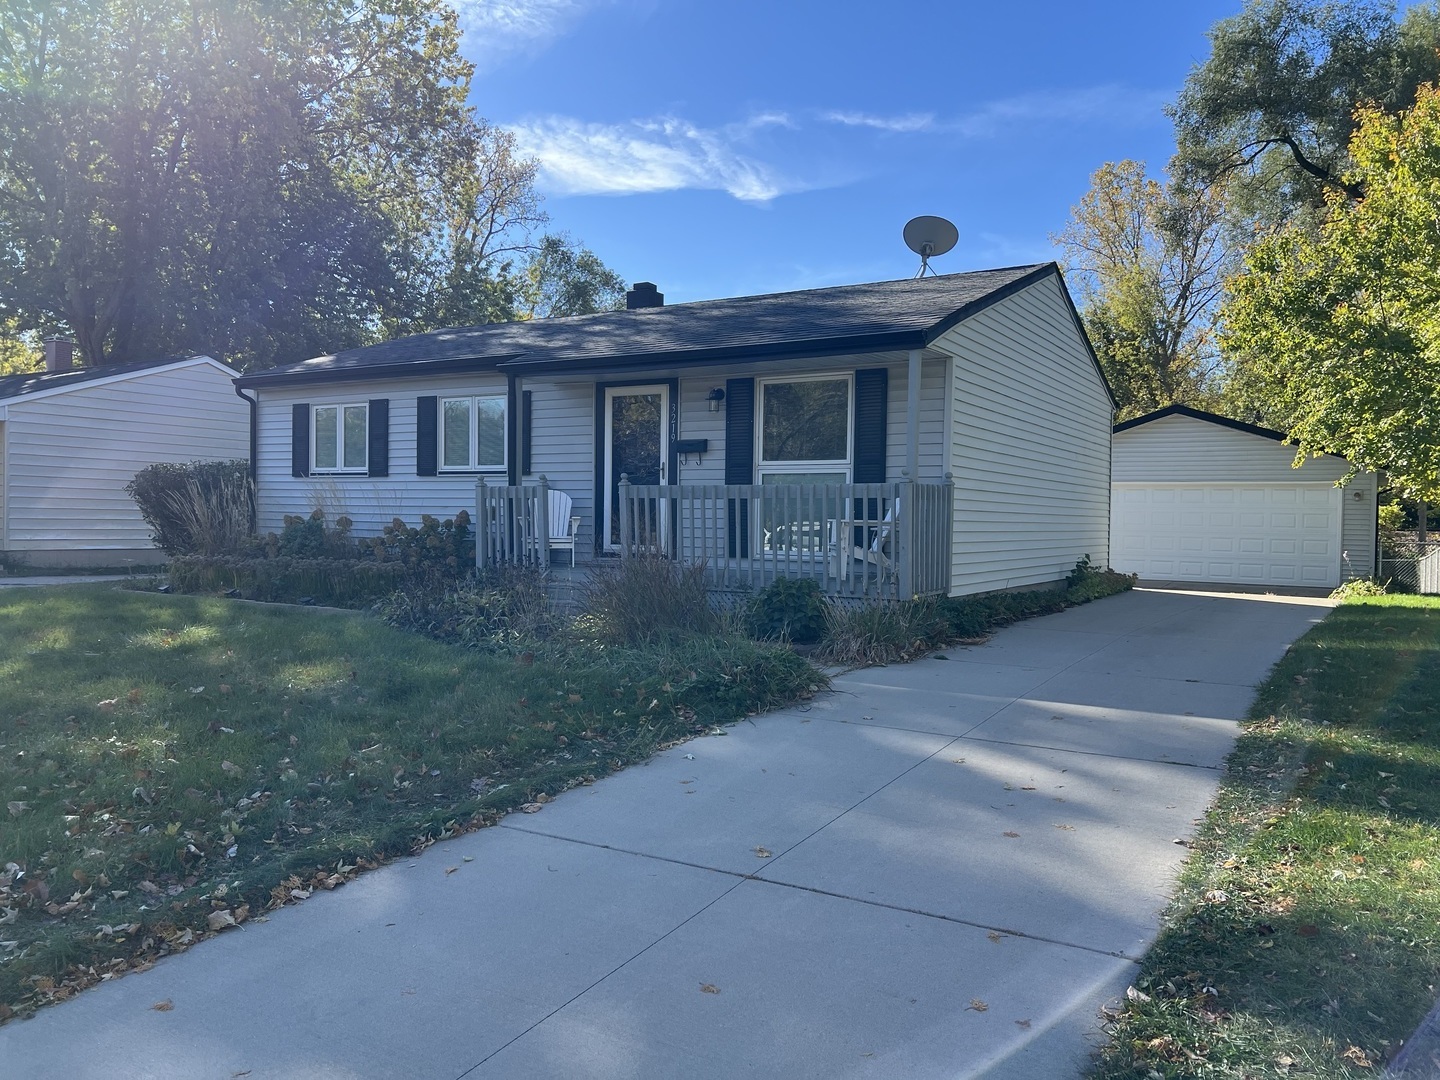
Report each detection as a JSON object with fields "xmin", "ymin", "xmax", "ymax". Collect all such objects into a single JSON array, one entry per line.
[
  {"xmin": 439, "ymin": 394, "xmax": 508, "ymax": 473},
  {"xmin": 756, "ymin": 372, "xmax": 854, "ymax": 482},
  {"xmin": 312, "ymin": 402, "xmax": 368, "ymax": 474}
]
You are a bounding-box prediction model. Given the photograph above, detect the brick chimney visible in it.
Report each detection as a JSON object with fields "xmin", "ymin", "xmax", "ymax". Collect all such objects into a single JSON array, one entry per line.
[
  {"xmin": 43, "ymin": 337, "xmax": 74, "ymax": 373},
  {"xmin": 625, "ymin": 282, "xmax": 664, "ymax": 310}
]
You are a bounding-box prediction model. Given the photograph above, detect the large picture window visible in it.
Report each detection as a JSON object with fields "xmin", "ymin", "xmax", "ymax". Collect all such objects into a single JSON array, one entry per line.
[
  {"xmin": 757, "ymin": 375, "xmax": 852, "ymax": 485},
  {"xmin": 441, "ymin": 395, "xmax": 506, "ymax": 471},
  {"xmin": 313, "ymin": 403, "xmax": 368, "ymax": 473}
]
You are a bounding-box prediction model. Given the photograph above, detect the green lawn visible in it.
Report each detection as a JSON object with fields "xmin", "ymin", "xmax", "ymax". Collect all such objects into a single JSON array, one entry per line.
[
  {"xmin": 0, "ymin": 585, "xmax": 819, "ymax": 1018},
  {"xmin": 1090, "ymin": 595, "xmax": 1440, "ymax": 1078}
]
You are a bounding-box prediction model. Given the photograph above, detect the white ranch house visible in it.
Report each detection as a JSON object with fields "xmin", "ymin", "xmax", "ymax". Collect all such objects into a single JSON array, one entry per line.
[
  {"xmin": 1111, "ymin": 405, "xmax": 1378, "ymax": 590},
  {"xmin": 0, "ymin": 351, "xmax": 247, "ymax": 568},
  {"xmin": 236, "ymin": 265, "xmax": 1115, "ymax": 599}
]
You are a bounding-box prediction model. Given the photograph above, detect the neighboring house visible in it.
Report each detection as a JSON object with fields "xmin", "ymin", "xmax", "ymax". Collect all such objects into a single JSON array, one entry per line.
[
  {"xmin": 1112, "ymin": 405, "xmax": 1378, "ymax": 589},
  {"xmin": 0, "ymin": 349, "xmax": 249, "ymax": 568},
  {"xmin": 235, "ymin": 265, "xmax": 1115, "ymax": 598}
]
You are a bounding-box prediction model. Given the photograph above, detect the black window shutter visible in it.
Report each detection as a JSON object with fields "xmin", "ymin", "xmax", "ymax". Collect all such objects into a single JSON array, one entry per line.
[
  {"xmin": 724, "ymin": 377, "xmax": 755, "ymax": 558},
  {"xmin": 367, "ymin": 399, "xmax": 389, "ymax": 477},
  {"xmin": 416, "ymin": 396, "xmax": 438, "ymax": 476},
  {"xmin": 853, "ymin": 368, "xmax": 888, "ymax": 483},
  {"xmin": 852, "ymin": 369, "xmax": 888, "ymax": 547},
  {"xmin": 521, "ymin": 390, "xmax": 532, "ymax": 475},
  {"xmin": 291, "ymin": 403, "xmax": 310, "ymax": 478}
]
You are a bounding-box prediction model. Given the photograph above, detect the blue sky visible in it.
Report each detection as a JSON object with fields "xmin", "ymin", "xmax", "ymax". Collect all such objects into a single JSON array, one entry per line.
[{"xmin": 453, "ymin": 0, "xmax": 1241, "ymax": 303}]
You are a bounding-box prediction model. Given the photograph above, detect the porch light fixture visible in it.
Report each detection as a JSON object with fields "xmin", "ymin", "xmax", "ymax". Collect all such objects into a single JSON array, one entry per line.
[{"xmin": 707, "ymin": 387, "xmax": 726, "ymax": 412}]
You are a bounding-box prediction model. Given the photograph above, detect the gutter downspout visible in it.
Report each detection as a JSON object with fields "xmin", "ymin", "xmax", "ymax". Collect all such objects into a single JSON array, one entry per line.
[{"xmin": 234, "ymin": 383, "xmax": 258, "ymax": 537}]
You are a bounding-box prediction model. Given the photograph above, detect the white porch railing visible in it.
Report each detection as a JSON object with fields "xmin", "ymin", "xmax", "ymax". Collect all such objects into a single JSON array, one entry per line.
[
  {"xmin": 475, "ymin": 477, "xmax": 551, "ymax": 568},
  {"xmin": 617, "ymin": 476, "xmax": 953, "ymax": 600}
]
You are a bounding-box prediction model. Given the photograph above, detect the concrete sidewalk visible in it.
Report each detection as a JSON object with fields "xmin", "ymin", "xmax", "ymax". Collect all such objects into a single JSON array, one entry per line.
[{"xmin": 0, "ymin": 587, "xmax": 1332, "ymax": 1080}]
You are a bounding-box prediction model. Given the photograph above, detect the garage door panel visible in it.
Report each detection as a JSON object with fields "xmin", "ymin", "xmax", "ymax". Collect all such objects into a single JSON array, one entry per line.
[{"xmin": 1111, "ymin": 484, "xmax": 1339, "ymax": 588}]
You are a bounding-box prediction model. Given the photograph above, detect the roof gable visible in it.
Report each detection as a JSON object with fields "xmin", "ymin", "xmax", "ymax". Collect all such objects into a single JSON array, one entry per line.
[
  {"xmin": 1113, "ymin": 404, "xmax": 1289, "ymax": 443},
  {"xmin": 0, "ymin": 355, "xmax": 235, "ymax": 405}
]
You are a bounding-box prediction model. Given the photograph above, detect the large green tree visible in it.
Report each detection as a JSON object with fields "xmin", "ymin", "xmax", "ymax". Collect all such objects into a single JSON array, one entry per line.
[
  {"xmin": 1171, "ymin": 0, "xmax": 1440, "ymax": 229},
  {"xmin": 0, "ymin": 0, "xmax": 580, "ymax": 369},
  {"xmin": 1054, "ymin": 161, "xmax": 1233, "ymax": 420},
  {"xmin": 1223, "ymin": 83, "xmax": 1440, "ymax": 499}
]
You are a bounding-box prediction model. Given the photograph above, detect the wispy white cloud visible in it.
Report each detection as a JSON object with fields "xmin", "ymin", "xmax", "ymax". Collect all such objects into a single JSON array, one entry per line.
[
  {"xmin": 452, "ymin": 0, "xmax": 612, "ymax": 70},
  {"xmin": 816, "ymin": 86, "xmax": 1168, "ymax": 138},
  {"xmin": 948, "ymin": 85, "xmax": 1170, "ymax": 137},
  {"xmin": 821, "ymin": 110, "xmax": 936, "ymax": 133},
  {"xmin": 507, "ymin": 114, "xmax": 801, "ymax": 202}
]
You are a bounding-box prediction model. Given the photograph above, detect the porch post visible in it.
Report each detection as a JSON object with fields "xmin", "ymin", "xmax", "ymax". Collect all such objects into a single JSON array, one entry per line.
[
  {"xmin": 898, "ymin": 472, "xmax": 914, "ymax": 600},
  {"xmin": 475, "ymin": 478, "xmax": 489, "ymax": 570},
  {"xmin": 618, "ymin": 473, "xmax": 631, "ymax": 557},
  {"xmin": 536, "ymin": 474, "xmax": 551, "ymax": 571},
  {"xmin": 906, "ymin": 349, "xmax": 922, "ymax": 483}
]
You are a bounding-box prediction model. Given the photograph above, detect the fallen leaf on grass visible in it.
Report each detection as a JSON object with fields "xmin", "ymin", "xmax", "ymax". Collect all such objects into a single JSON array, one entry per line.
[
  {"xmin": 1298, "ymin": 924, "xmax": 1319, "ymax": 937},
  {"xmin": 519, "ymin": 802, "xmax": 544, "ymax": 814},
  {"xmin": 7, "ymin": 802, "xmax": 28, "ymax": 817},
  {"xmin": 1340, "ymin": 1045, "xmax": 1372, "ymax": 1067},
  {"xmin": 126, "ymin": 688, "xmax": 142, "ymax": 704},
  {"xmin": 151, "ymin": 1000, "xmax": 173, "ymax": 1012},
  {"xmin": 206, "ymin": 910, "xmax": 238, "ymax": 932},
  {"xmin": 966, "ymin": 999, "xmax": 988, "ymax": 1012},
  {"xmin": 220, "ymin": 761, "xmax": 240, "ymax": 774},
  {"xmin": 1126, "ymin": 985, "xmax": 1151, "ymax": 1003},
  {"xmin": 96, "ymin": 699, "xmax": 118, "ymax": 712},
  {"xmin": 700, "ymin": 983, "xmax": 720, "ymax": 995}
]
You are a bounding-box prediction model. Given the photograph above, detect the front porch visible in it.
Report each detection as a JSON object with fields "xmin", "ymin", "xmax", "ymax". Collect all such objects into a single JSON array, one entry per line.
[{"xmin": 477, "ymin": 477, "xmax": 954, "ymax": 602}]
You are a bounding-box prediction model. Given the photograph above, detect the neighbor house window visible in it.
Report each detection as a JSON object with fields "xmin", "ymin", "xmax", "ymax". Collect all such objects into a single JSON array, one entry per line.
[
  {"xmin": 441, "ymin": 395, "xmax": 506, "ymax": 471},
  {"xmin": 313, "ymin": 403, "xmax": 368, "ymax": 473},
  {"xmin": 756, "ymin": 374, "xmax": 852, "ymax": 485}
]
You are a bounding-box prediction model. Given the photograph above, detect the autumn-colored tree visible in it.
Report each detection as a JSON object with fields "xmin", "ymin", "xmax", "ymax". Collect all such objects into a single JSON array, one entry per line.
[
  {"xmin": 1054, "ymin": 161, "xmax": 1233, "ymax": 420},
  {"xmin": 1223, "ymin": 82, "xmax": 1440, "ymax": 499}
]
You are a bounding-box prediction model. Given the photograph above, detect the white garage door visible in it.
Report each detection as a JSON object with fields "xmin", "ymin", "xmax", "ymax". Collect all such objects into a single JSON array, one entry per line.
[{"xmin": 1112, "ymin": 484, "xmax": 1342, "ymax": 587}]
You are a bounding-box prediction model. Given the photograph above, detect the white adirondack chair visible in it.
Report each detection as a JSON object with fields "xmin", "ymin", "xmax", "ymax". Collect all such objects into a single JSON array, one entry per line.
[{"xmin": 542, "ymin": 487, "xmax": 581, "ymax": 567}]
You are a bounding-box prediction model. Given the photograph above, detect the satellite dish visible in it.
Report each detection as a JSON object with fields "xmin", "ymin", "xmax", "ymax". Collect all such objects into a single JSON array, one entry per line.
[{"xmin": 903, "ymin": 216, "xmax": 958, "ymax": 277}]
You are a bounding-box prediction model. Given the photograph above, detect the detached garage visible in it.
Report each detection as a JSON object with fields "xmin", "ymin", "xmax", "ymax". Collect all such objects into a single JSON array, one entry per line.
[{"xmin": 1111, "ymin": 406, "xmax": 1377, "ymax": 589}]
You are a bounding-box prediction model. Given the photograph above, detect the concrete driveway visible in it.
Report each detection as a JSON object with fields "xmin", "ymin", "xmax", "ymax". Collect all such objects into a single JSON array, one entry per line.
[{"xmin": 0, "ymin": 587, "xmax": 1331, "ymax": 1079}]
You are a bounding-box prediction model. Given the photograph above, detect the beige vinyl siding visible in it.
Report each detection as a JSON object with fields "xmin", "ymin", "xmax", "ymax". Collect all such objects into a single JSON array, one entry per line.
[
  {"xmin": 943, "ymin": 275, "xmax": 1113, "ymax": 596},
  {"xmin": 4, "ymin": 362, "xmax": 248, "ymax": 550},
  {"xmin": 1112, "ymin": 414, "xmax": 1377, "ymax": 580},
  {"xmin": 520, "ymin": 378, "xmax": 597, "ymax": 554},
  {"xmin": 254, "ymin": 374, "xmax": 508, "ymax": 535}
]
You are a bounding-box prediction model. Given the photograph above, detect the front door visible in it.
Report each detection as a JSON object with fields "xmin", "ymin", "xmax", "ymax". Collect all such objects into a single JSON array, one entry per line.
[{"xmin": 603, "ymin": 384, "xmax": 669, "ymax": 550}]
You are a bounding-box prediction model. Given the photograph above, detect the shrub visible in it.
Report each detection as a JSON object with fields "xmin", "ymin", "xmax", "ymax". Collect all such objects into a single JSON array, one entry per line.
[
  {"xmin": 127, "ymin": 460, "xmax": 251, "ymax": 556},
  {"xmin": 1330, "ymin": 577, "xmax": 1389, "ymax": 600},
  {"xmin": 376, "ymin": 565, "xmax": 554, "ymax": 649},
  {"xmin": 167, "ymin": 555, "xmax": 407, "ymax": 607},
  {"xmin": 578, "ymin": 556, "xmax": 716, "ymax": 646},
  {"xmin": 745, "ymin": 577, "xmax": 827, "ymax": 643},
  {"xmin": 816, "ymin": 599, "xmax": 947, "ymax": 666},
  {"xmin": 359, "ymin": 512, "xmax": 474, "ymax": 578}
]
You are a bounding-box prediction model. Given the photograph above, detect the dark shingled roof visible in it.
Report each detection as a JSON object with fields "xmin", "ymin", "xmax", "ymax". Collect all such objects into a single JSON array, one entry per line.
[
  {"xmin": 1113, "ymin": 404, "xmax": 1290, "ymax": 442},
  {"xmin": 236, "ymin": 263, "xmax": 1060, "ymax": 387},
  {"xmin": 0, "ymin": 354, "xmax": 212, "ymax": 403}
]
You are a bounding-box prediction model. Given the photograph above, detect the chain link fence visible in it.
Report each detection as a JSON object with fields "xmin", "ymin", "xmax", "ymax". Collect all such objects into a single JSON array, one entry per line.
[{"xmin": 1378, "ymin": 531, "xmax": 1440, "ymax": 593}]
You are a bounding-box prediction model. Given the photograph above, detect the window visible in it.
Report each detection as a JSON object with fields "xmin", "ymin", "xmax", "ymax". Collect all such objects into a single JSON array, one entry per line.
[
  {"xmin": 313, "ymin": 403, "xmax": 368, "ymax": 473},
  {"xmin": 440, "ymin": 395, "xmax": 506, "ymax": 471},
  {"xmin": 756, "ymin": 374, "xmax": 852, "ymax": 485}
]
